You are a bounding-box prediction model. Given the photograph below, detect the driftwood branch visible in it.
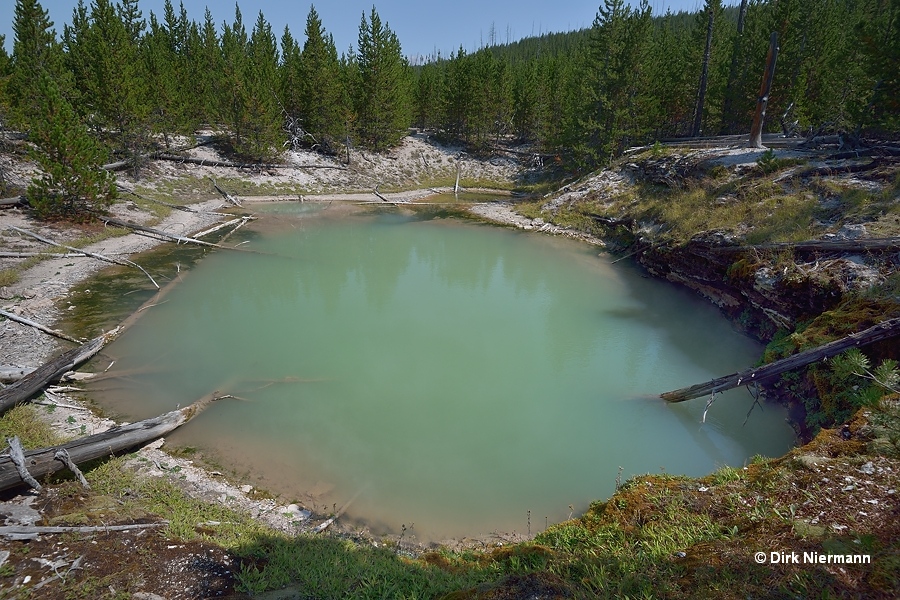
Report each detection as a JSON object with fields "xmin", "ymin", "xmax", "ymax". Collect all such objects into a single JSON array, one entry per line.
[
  {"xmin": 0, "ymin": 330, "xmax": 117, "ymax": 414},
  {"xmin": 6, "ymin": 436, "xmax": 42, "ymax": 491},
  {"xmin": 0, "ymin": 308, "xmax": 83, "ymax": 344},
  {"xmin": 661, "ymin": 316, "xmax": 900, "ymax": 402},
  {"xmin": 0, "ymin": 522, "xmax": 166, "ymax": 539},
  {"xmin": 0, "ymin": 393, "xmax": 219, "ymax": 492},
  {"xmin": 704, "ymin": 237, "xmax": 899, "ymax": 254},
  {"xmin": 54, "ymin": 448, "xmax": 90, "ymax": 488},
  {"xmin": 6, "ymin": 226, "xmax": 159, "ymax": 289}
]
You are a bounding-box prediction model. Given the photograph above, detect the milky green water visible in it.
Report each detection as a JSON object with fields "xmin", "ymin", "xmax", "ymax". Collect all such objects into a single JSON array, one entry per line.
[{"xmin": 90, "ymin": 206, "xmax": 795, "ymax": 539}]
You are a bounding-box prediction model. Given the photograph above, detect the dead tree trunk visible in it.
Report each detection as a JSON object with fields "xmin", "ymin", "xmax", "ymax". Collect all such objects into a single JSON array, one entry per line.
[
  {"xmin": 0, "ymin": 394, "xmax": 218, "ymax": 492},
  {"xmin": 749, "ymin": 32, "xmax": 779, "ymax": 148},
  {"xmin": 692, "ymin": 7, "xmax": 715, "ymax": 137},
  {"xmin": 0, "ymin": 331, "xmax": 117, "ymax": 414},
  {"xmin": 661, "ymin": 316, "xmax": 900, "ymax": 402}
]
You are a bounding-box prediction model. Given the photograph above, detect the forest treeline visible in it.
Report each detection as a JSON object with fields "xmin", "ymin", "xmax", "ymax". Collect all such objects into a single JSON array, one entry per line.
[{"xmin": 0, "ymin": 0, "xmax": 898, "ymax": 217}]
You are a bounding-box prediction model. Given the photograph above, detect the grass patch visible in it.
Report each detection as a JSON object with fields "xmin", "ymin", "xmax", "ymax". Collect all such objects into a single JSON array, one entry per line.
[{"xmin": 0, "ymin": 401, "xmax": 69, "ymax": 448}]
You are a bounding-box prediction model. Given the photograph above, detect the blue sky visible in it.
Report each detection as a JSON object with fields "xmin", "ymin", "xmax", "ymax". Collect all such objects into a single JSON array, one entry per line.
[{"xmin": 1, "ymin": 1, "xmax": 711, "ymax": 60}]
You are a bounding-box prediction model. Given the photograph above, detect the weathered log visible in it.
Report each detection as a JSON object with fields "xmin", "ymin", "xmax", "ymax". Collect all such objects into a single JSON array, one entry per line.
[
  {"xmin": 0, "ymin": 522, "xmax": 166, "ymax": 539},
  {"xmin": 661, "ymin": 316, "xmax": 900, "ymax": 402},
  {"xmin": 0, "ymin": 196, "xmax": 24, "ymax": 207},
  {"xmin": 6, "ymin": 226, "xmax": 159, "ymax": 289},
  {"xmin": 0, "ymin": 252, "xmax": 85, "ymax": 258},
  {"xmin": 94, "ymin": 215, "xmax": 241, "ymax": 252},
  {"xmin": 157, "ymin": 153, "xmax": 346, "ymax": 170},
  {"xmin": 0, "ymin": 309, "xmax": 84, "ymax": 344},
  {"xmin": 193, "ymin": 217, "xmax": 245, "ymax": 238},
  {"xmin": 801, "ymin": 158, "xmax": 889, "ymax": 177},
  {"xmin": 0, "ymin": 393, "xmax": 218, "ymax": 492},
  {"xmin": 0, "ymin": 331, "xmax": 116, "ymax": 414},
  {"xmin": 704, "ymin": 237, "xmax": 899, "ymax": 254}
]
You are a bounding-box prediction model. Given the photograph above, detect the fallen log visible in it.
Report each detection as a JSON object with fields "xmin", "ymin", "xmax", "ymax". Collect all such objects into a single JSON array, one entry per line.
[
  {"xmin": 0, "ymin": 393, "xmax": 218, "ymax": 492},
  {"xmin": 0, "ymin": 196, "xmax": 24, "ymax": 208},
  {"xmin": 6, "ymin": 226, "xmax": 159, "ymax": 289},
  {"xmin": 703, "ymin": 237, "xmax": 899, "ymax": 254},
  {"xmin": 661, "ymin": 316, "xmax": 900, "ymax": 402},
  {"xmin": 0, "ymin": 252, "xmax": 85, "ymax": 258},
  {"xmin": 0, "ymin": 308, "xmax": 84, "ymax": 344},
  {"xmin": 0, "ymin": 522, "xmax": 166, "ymax": 539},
  {"xmin": 94, "ymin": 215, "xmax": 241, "ymax": 252},
  {"xmin": 158, "ymin": 153, "xmax": 346, "ymax": 170},
  {"xmin": 0, "ymin": 330, "xmax": 117, "ymax": 414}
]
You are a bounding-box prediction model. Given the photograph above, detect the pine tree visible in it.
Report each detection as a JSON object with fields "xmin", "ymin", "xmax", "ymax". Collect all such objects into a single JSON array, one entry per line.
[
  {"xmin": 73, "ymin": 0, "xmax": 149, "ymax": 171},
  {"xmin": 26, "ymin": 71, "xmax": 116, "ymax": 220},
  {"xmin": 9, "ymin": 0, "xmax": 68, "ymax": 127},
  {"xmin": 355, "ymin": 7, "xmax": 411, "ymax": 150},
  {"xmin": 143, "ymin": 1, "xmax": 189, "ymax": 147},
  {"xmin": 219, "ymin": 4, "xmax": 250, "ymax": 152},
  {"xmin": 191, "ymin": 8, "xmax": 223, "ymax": 126},
  {"xmin": 297, "ymin": 6, "xmax": 344, "ymax": 150},
  {"xmin": 279, "ymin": 25, "xmax": 303, "ymax": 127},
  {"xmin": 242, "ymin": 10, "xmax": 282, "ymax": 158}
]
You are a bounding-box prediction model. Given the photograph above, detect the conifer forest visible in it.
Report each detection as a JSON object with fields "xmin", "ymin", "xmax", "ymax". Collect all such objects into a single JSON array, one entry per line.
[{"xmin": 1, "ymin": 0, "xmax": 898, "ymax": 216}]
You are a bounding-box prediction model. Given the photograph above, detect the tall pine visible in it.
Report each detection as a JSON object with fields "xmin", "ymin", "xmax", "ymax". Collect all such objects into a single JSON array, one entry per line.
[{"xmin": 355, "ymin": 7, "xmax": 411, "ymax": 150}]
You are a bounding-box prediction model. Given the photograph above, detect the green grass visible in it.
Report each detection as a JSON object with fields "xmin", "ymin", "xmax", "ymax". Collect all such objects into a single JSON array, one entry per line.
[{"xmin": 0, "ymin": 402, "xmax": 69, "ymax": 448}]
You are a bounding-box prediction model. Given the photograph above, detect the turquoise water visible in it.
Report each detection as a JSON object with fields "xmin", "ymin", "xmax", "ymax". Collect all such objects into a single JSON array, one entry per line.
[{"xmin": 90, "ymin": 207, "xmax": 795, "ymax": 539}]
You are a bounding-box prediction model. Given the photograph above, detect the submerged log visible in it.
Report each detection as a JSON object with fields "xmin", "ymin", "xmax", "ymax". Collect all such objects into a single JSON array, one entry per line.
[
  {"xmin": 0, "ymin": 394, "xmax": 218, "ymax": 492},
  {"xmin": 0, "ymin": 331, "xmax": 117, "ymax": 415},
  {"xmin": 661, "ymin": 316, "xmax": 900, "ymax": 402}
]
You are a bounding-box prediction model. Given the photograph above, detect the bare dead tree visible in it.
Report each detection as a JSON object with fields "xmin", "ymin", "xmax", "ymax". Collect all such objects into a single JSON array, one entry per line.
[{"xmin": 749, "ymin": 32, "xmax": 779, "ymax": 148}]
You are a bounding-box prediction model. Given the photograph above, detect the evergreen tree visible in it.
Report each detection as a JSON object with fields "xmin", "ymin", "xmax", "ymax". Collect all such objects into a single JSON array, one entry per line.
[
  {"xmin": 191, "ymin": 8, "xmax": 223, "ymax": 126},
  {"xmin": 9, "ymin": 0, "xmax": 68, "ymax": 127},
  {"xmin": 76, "ymin": 0, "xmax": 149, "ymax": 169},
  {"xmin": 219, "ymin": 4, "xmax": 250, "ymax": 151},
  {"xmin": 279, "ymin": 25, "xmax": 303, "ymax": 127},
  {"xmin": 297, "ymin": 6, "xmax": 345, "ymax": 150},
  {"xmin": 581, "ymin": 0, "xmax": 653, "ymax": 164},
  {"xmin": 860, "ymin": 0, "xmax": 900, "ymax": 131},
  {"xmin": 243, "ymin": 10, "xmax": 282, "ymax": 158},
  {"xmin": 143, "ymin": 1, "xmax": 190, "ymax": 146},
  {"xmin": 355, "ymin": 7, "xmax": 411, "ymax": 150},
  {"xmin": 26, "ymin": 71, "xmax": 116, "ymax": 220},
  {"xmin": 62, "ymin": 0, "xmax": 91, "ymax": 117}
]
